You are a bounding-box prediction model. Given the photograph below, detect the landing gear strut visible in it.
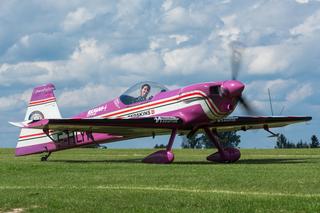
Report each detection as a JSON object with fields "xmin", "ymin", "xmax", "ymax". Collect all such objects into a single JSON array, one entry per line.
[
  {"xmin": 41, "ymin": 152, "xmax": 52, "ymax": 161},
  {"xmin": 204, "ymin": 127, "xmax": 241, "ymax": 163},
  {"xmin": 142, "ymin": 129, "xmax": 176, "ymax": 164}
]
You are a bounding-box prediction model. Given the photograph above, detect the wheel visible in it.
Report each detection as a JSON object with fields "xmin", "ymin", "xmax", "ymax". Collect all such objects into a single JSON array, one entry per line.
[{"xmin": 207, "ymin": 147, "xmax": 241, "ymax": 163}]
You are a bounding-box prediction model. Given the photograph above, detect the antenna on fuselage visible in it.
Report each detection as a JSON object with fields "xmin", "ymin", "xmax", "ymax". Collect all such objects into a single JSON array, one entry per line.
[
  {"xmin": 267, "ymin": 88, "xmax": 286, "ymax": 116},
  {"xmin": 268, "ymin": 88, "xmax": 274, "ymax": 116},
  {"xmin": 279, "ymin": 106, "xmax": 285, "ymax": 115}
]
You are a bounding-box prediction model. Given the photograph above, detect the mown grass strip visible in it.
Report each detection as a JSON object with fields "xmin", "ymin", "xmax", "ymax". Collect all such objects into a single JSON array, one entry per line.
[{"xmin": 1, "ymin": 185, "xmax": 320, "ymax": 198}]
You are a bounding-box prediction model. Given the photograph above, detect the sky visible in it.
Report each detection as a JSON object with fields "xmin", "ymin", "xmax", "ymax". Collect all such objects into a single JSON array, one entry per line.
[{"xmin": 0, "ymin": 0, "xmax": 319, "ymax": 149}]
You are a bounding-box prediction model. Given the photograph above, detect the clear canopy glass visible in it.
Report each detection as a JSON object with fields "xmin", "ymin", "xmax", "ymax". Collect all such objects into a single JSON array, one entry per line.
[{"xmin": 120, "ymin": 81, "xmax": 168, "ymax": 105}]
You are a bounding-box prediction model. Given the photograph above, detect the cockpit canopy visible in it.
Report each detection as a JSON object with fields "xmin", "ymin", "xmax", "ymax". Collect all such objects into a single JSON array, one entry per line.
[{"xmin": 120, "ymin": 81, "xmax": 168, "ymax": 105}]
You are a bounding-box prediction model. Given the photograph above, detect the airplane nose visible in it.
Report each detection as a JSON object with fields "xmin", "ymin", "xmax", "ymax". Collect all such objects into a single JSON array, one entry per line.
[{"xmin": 221, "ymin": 80, "xmax": 245, "ymax": 97}]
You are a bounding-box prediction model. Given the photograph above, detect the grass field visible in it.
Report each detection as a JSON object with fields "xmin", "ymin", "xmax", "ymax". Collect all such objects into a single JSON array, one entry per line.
[{"xmin": 0, "ymin": 148, "xmax": 320, "ymax": 212}]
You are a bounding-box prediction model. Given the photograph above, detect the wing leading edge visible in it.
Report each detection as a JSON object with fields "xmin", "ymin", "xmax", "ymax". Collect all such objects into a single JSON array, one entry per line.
[
  {"xmin": 200, "ymin": 116, "xmax": 312, "ymax": 132},
  {"xmin": 12, "ymin": 115, "xmax": 311, "ymax": 137}
]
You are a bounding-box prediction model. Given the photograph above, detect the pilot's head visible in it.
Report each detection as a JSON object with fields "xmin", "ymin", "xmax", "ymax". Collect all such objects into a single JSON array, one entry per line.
[{"xmin": 140, "ymin": 84, "xmax": 150, "ymax": 98}]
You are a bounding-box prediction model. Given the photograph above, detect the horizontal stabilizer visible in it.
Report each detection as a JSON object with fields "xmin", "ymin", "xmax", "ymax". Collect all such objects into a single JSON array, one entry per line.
[{"xmin": 9, "ymin": 120, "xmax": 33, "ymax": 128}]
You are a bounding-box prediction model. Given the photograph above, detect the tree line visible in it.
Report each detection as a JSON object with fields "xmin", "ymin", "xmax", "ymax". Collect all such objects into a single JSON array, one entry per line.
[
  {"xmin": 275, "ymin": 134, "xmax": 319, "ymax": 149},
  {"xmin": 180, "ymin": 131, "xmax": 241, "ymax": 149},
  {"xmin": 154, "ymin": 132, "xmax": 320, "ymax": 149}
]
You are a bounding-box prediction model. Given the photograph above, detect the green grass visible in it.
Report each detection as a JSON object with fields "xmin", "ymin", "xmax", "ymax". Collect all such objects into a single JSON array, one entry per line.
[{"xmin": 1, "ymin": 148, "xmax": 320, "ymax": 212}]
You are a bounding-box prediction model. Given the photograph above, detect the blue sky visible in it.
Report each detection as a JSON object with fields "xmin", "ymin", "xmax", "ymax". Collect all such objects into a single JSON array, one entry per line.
[{"xmin": 0, "ymin": 0, "xmax": 319, "ymax": 149}]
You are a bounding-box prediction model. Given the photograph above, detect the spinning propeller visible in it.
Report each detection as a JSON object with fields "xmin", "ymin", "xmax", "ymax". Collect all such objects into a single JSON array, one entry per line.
[{"xmin": 229, "ymin": 41, "xmax": 257, "ymax": 115}]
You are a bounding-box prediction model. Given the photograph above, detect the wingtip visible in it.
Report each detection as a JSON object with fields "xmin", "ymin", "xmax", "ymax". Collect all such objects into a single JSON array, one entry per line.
[{"xmin": 303, "ymin": 116, "xmax": 312, "ymax": 122}]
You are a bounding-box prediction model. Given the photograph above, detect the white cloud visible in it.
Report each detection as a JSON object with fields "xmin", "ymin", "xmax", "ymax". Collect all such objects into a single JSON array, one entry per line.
[
  {"xmin": 0, "ymin": 89, "xmax": 31, "ymax": 112},
  {"xmin": 296, "ymin": 0, "xmax": 309, "ymax": 4},
  {"xmin": 163, "ymin": 45, "xmax": 207, "ymax": 74},
  {"xmin": 286, "ymin": 83, "xmax": 313, "ymax": 103},
  {"xmin": 149, "ymin": 38, "xmax": 162, "ymax": 50},
  {"xmin": 114, "ymin": 0, "xmax": 147, "ymax": 30},
  {"xmin": 244, "ymin": 79, "xmax": 315, "ymax": 114},
  {"xmin": 20, "ymin": 35, "xmax": 30, "ymax": 47},
  {"xmin": 169, "ymin": 34, "xmax": 190, "ymax": 45},
  {"xmin": 58, "ymin": 84, "xmax": 126, "ymax": 109},
  {"xmin": 290, "ymin": 9, "xmax": 320, "ymax": 36},
  {"xmin": 246, "ymin": 45, "xmax": 290, "ymax": 74},
  {"xmin": 161, "ymin": 6, "xmax": 215, "ymax": 32},
  {"xmin": 109, "ymin": 51, "xmax": 164, "ymax": 74},
  {"xmin": 149, "ymin": 35, "xmax": 186, "ymax": 51},
  {"xmin": 246, "ymin": 79, "xmax": 296, "ymax": 99},
  {"xmin": 0, "ymin": 38, "xmax": 109, "ymax": 85},
  {"xmin": 162, "ymin": 43, "xmax": 228, "ymax": 77},
  {"xmin": 218, "ymin": 14, "xmax": 240, "ymax": 46},
  {"xmin": 71, "ymin": 39, "xmax": 105, "ymax": 62},
  {"xmin": 62, "ymin": 7, "xmax": 95, "ymax": 31},
  {"xmin": 0, "ymin": 62, "xmax": 50, "ymax": 85},
  {"xmin": 162, "ymin": 7, "xmax": 188, "ymax": 28},
  {"xmin": 162, "ymin": 0, "xmax": 173, "ymax": 11}
]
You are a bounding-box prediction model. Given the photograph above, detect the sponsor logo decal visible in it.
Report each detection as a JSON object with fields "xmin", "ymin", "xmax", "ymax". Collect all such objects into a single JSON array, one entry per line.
[
  {"xmin": 154, "ymin": 116, "xmax": 180, "ymax": 123},
  {"xmin": 28, "ymin": 111, "xmax": 44, "ymax": 121},
  {"xmin": 127, "ymin": 109, "xmax": 155, "ymax": 118},
  {"xmin": 87, "ymin": 105, "xmax": 107, "ymax": 117},
  {"xmin": 34, "ymin": 87, "xmax": 53, "ymax": 94}
]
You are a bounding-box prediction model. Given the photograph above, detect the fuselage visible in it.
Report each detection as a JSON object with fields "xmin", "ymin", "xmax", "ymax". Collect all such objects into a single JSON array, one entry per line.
[
  {"xmin": 75, "ymin": 80, "xmax": 245, "ymax": 127},
  {"xmin": 15, "ymin": 80, "xmax": 245, "ymax": 156}
]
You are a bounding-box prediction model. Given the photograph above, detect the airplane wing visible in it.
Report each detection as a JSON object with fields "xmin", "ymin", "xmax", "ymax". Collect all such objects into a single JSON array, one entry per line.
[
  {"xmin": 200, "ymin": 116, "xmax": 312, "ymax": 133},
  {"xmin": 11, "ymin": 116, "xmax": 183, "ymax": 138},
  {"xmin": 11, "ymin": 116, "xmax": 311, "ymax": 138}
]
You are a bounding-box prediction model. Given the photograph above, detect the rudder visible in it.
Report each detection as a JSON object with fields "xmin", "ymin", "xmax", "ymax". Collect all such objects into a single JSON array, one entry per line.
[{"xmin": 16, "ymin": 83, "xmax": 61, "ymax": 156}]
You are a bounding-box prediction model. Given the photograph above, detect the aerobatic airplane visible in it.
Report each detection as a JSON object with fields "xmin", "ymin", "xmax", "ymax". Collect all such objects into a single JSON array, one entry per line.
[{"xmin": 10, "ymin": 45, "xmax": 312, "ymax": 163}]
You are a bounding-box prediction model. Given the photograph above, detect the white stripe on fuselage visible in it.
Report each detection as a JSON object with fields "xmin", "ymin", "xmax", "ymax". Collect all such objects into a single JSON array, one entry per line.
[
  {"xmin": 17, "ymin": 91, "xmax": 227, "ymax": 148},
  {"xmin": 97, "ymin": 90, "xmax": 225, "ymax": 119}
]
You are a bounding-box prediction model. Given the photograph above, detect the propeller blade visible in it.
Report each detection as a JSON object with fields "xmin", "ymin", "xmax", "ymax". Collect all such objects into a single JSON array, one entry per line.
[
  {"xmin": 230, "ymin": 41, "xmax": 245, "ymax": 80},
  {"xmin": 238, "ymin": 95, "xmax": 257, "ymax": 115}
]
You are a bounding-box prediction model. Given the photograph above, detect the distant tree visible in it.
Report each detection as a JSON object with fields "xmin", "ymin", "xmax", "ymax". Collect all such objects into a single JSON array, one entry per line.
[
  {"xmin": 310, "ymin": 135, "xmax": 319, "ymax": 148},
  {"xmin": 198, "ymin": 134, "xmax": 211, "ymax": 148},
  {"xmin": 181, "ymin": 135, "xmax": 202, "ymax": 149},
  {"xmin": 181, "ymin": 131, "xmax": 241, "ymax": 149},
  {"xmin": 276, "ymin": 134, "xmax": 287, "ymax": 148},
  {"xmin": 217, "ymin": 132, "xmax": 241, "ymax": 148},
  {"xmin": 286, "ymin": 142, "xmax": 296, "ymax": 149},
  {"xmin": 154, "ymin": 144, "xmax": 166, "ymax": 149},
  {"xmin": 181, "ymin": 136, "xmax": 191, "ymax": 148},
  {"xmin": 296, "ymin": 140, "xmax": 309, "ymax": 148},
  {"xmin": 275, "ymin": 134, "xmax": 296, "ymax": 148}
]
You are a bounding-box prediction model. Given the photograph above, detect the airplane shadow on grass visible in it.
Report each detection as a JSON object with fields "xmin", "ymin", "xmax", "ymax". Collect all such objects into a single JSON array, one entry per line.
[
  {"xmin": 47, "ymin": 158, "xmax": 314, "ymax": 165},
  {"xmin": 235, "ymin": 158, "xmax": 312, "ymax": 164},
  {"xmin": 49, "ymin": 158, "xmax": 143, "ymax": 164}
]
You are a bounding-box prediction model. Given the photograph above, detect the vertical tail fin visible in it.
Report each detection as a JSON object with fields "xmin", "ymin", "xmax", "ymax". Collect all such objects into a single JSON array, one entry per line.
[{"xmin": 16, "ymin": 83, "xmax": 61, "ymax": 156}]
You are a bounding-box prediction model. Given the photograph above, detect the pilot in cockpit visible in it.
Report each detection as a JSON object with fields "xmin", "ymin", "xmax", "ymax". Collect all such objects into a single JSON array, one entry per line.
[
  {"xmin": 135, "ymin": 83, "xmax": 151, "ymax": 102},
  {"xmin": 120, "ymin": 82, "xmax": 168, "ymax": 105}
]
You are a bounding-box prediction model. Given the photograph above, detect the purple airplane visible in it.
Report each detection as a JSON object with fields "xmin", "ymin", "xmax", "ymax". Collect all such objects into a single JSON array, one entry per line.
[
  {"xmin": 10, "ymin": 46, "xmax": 312, "ymax": 163},
  {"xmin": 10, "ymin": 80, "xmax": 311, "ymax": 163}
]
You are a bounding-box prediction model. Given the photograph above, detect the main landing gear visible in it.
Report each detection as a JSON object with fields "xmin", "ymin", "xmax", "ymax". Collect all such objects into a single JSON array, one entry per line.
[
  {"xmin": 41, "ymin": 152, "xmax": 52, "ymax": 161},
  {"xmin": 142, "ymin": 129, "xmax": 176, "ymax": 164},
  {"xmin": 142, "ymin": 127, "xmax": 241, "ymax": 164},
  {"xmin": 204, "ymin": 127, "xmax": 241, "ymax": 163}
]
